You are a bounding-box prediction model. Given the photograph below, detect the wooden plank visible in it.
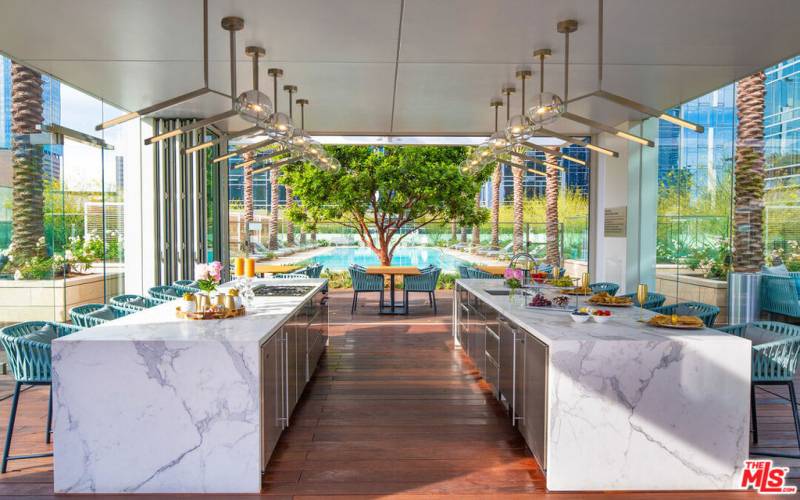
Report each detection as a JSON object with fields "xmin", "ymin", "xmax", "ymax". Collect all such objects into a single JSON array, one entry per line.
[{"xmin": 365, "ymin": 266, "xmax": 421, "ymax": 275}]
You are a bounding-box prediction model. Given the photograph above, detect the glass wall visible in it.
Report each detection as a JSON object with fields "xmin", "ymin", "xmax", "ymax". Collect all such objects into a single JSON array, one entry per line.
[{"xmin": 0, "ymin": 54, "xmax": 141, "ymax": 324}]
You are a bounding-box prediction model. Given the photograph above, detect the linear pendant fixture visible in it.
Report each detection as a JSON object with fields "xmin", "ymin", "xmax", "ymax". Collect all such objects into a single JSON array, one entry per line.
[
  {"xmin": 213, "ymin": 139, "xmax": 280, "ymax": 163},
  {"xmin": 183, "ymin": 125, "xmax": 262, "ymax": 155},
  {"xmin": 96, "ymin": 0, "xmax": 214, "ymax": 131},
  {"xmin": 536, "ymin": 127, "xmax": 619, "ymax": 158},
  {"xmin": 562, "ymin": 112, "xmax": 654, "ymax": 147},
  {"xmin": 252, "ymin": 156, "xmax": 297, "ymax": 175},
  {"xmin": 522, "ymin": 140, "xmax": 585, "ymax": 166}
]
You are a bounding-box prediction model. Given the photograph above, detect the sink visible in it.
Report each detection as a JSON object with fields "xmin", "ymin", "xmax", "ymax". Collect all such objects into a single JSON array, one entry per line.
[{"xmin": 484, "ymin": 289, "xmax": 511, "ymax": 296}]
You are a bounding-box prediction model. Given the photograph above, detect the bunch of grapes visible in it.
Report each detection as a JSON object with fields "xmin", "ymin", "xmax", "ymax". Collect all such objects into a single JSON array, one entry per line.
[
  {"xmin": 552, "ymin": 296, "xmax": 569, "ymax": 308},
  {"xmin": 529, "ymin": 293, "xmax": 552, "ymax": 307}
]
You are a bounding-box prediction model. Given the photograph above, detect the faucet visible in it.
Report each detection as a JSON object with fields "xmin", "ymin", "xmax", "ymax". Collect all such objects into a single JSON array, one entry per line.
[{"xmin": 509, "ymin": 253, "xmax": 537, "ymax": 286}]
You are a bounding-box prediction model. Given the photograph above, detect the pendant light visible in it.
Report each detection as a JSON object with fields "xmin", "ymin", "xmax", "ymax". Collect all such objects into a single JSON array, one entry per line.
[
  {"xmin": 527, "ymin": 49, "xmax": 564, "ymax": 126},
  {"xmin": 143, "ymin": 16, "xmax": 244, "ymax": 145},
  {"xmin": 96, "ymin": 0, "xmax": 217, "ymax": 131},
  {"xmin": 587, "ymin": 0, "xmax": 704, "ymax": 133}
]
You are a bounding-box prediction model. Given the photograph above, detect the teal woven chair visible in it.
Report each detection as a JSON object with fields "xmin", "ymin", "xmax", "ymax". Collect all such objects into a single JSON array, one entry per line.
[
  {"xmin": 718, "ymin": 321, "xmax": 800, "ymax": 454},
  {"xmin": 173, "ymin": 280, "xmax": 200, "ymax": 293},
  {"xmin": 761, "ymin": 273, "xmax": 800, "ymax": 320},
  {"xmin": 458, "ymin": 265, "xmax": 471, "ymax": 279},
  {"xmin": 468, "ymin": 267, "xmax": 497, "ymax": 279},
  {"xmin": 619, "ymin": 291, "xmax": 666, "ymax": 310},
  {"xmin": 305, "ymin": 264, "xmax": 323, "ymax": 278},
  {"xmin": 148, "ymin": 285, "xmax": 182, "ymax": 303},
  {"xmin": 348, "ymin": 265, "xmax": 384, "ymax": 314},
  {"xmin": 403, "ymin": 266, "xmax": 442, "ymax": 314},
  {"xmin": 110, "ymin": 294, "xmax": 159, "ymax": 312},
  {"xmin": 651, "ymin": 301, "xmax": 720, "ymax": 327},
  {"xmin": 70, "ymin": 303, "xmax": 132, "ymax": 328},
  {"xmin": 0, "ymin": 321, "xmax": 81, "ymax": 472},
  {"xmin": 590, "ymin": 282, "xmax": 619, "ymax": 296}
]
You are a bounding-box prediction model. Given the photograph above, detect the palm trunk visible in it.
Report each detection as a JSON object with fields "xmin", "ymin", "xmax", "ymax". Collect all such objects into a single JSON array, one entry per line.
[
  {"xmin": 269, "ymin": 167, "xmax": 280, "ymax": 250},
  {"xmin": 460, "ymin": 226, "xmax": 467, "ymax": 244},
  {"xmin": 471, "ymin": 191, "xmax": 481, "ymax": 247},
  {"xmin": 491, "ymin": 164, "xmax": 501, "ymax": 249},
  {"xmin": 285, "ymin": 185, "xmax": 295, "ymax": 247},
  {"xmin": 512, "ymin": 165, "xmax": 524, "ymax": 253},
  {"xmin": 243, "ymin": 153, "xmax": 254, "ymax": 255},
  {"xmin": 10, "ymin": 63, "xmax": 45, "ymax": 262},
  {"xmin": 733, "ymin": 72, "xmax": 766, "ymax": 272},
  {"xmin": 545, "ymin": 153, "xmax": 560, "ymax": 266}
]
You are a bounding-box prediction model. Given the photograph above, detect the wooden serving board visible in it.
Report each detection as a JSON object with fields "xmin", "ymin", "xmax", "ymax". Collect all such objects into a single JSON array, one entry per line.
[{"xmin": 176, "ymin": 306, "xmax": 246, "ymax": 320}]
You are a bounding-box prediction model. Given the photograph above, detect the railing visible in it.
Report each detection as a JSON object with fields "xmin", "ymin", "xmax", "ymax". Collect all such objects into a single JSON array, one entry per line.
[{"xmin": 656, "ymin": 215, "xmax": 730, "ymax": 264}]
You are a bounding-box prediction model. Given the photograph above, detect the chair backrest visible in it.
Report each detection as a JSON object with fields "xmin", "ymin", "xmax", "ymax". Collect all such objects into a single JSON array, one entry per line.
[
  {"xmin": 148, "ymin": 285, "xmax": 182, "ymax": 303},
  {"xmin": 470, "ymin": 267, "xmax": 495, "ymax": 279},
  {"xmin": 719, "ymin": 321, "xmax": 800, "ymax": 382},
  {"xmin": 589, "ymin": 282, "xmax": 620, "ymax": 296},
  {"xmin": 0, "ymin": 321, "xmax": 81, "ymax": 383},
  {"xmin": 110, "ymin": 294, "xmax": 157, "ymax": 312},
  {"xmin": 348, "ymin": 265, "xmax": 382, "ymax": 291},
  {"xmin": 621, "ymin": 291, "xmax": 667, "ymax": 310},
  {"xmin": 305, "ymin": 264, "xmax": 324, "ymax": 278},
  {"xmin": 70, "ymin": 303, "xmax": 131, "ymax": 328},
  {"xmin": 458, "ymin": 265, "xmax": 471, "ymax": 279},
  {"xmin": 760, "ymin": 273, "xmax": 800, "ymax": 317},
  {"xmin": 405, "ymin": 266, "xmax": 441, "ymax": 291}
]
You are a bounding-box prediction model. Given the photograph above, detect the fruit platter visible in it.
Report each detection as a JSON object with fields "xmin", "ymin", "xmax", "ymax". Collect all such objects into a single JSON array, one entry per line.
[
  {"xmin": 586, "ymin": 292, "xmax": 633, "ymax": 307},
  {"xmin": 560, "ymin": 286, "xmax": 593, "ymax": 296},
  {"xmin": 571, "ymin": 307, "xmax": 613, "ymax": 323},
  {"xmin": 526, "ymin": 293, "xmax": 572, "ymax": 312}
]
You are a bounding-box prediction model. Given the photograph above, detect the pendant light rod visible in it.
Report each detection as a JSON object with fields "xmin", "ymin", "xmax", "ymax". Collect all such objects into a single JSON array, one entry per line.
[
  {"xmin": 516, "ymin": 69, "xmax": 532, "ymax": 116},
  {"xmin": 534, "ymin": 49, "xmax": 551, "ymax": 93},
  {"xmin": 268, "ymin": 68, "xmax": 283, "ymax": 112},
  {"xmin": 598, "ymin": 0, "xmax": 603, "ymax": 89},
  {"xmin": 245, "ymin": 46, "xmax": 265, "ymax": 91},
  {"xmin": 221, "ymin": 16, "xmax": 244, "ymax": 107},
  {"xmin": 490, "ymin": 98, "xmax": 502, "ymax": 132},
  {"xmin": 284, "ymin": 85, "xmax": 298, "ymax": 119},
  {"xmin": 203, "ymin": 0, "xmax": 208, "ymax": 87},
  {"xmin": 502, "ymin": 85, "xmax": 515, "ymax": 122},
  {"xmin": 297, "ymin": 99, "xmax": 309, "ymax": 130},
  {"xmin": 557, "ymin": 20, "xmax": 577, "ymax": 109}
]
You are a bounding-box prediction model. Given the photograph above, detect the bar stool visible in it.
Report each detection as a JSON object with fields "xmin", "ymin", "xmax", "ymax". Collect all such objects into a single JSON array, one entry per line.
[{"xmin": 0, "ymin": 321, "xmax": 81, "ymax": 472}]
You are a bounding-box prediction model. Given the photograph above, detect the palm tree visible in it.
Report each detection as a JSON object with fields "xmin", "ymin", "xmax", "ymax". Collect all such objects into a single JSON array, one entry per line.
[
  {"xmin": 733, "ymin": 71, "xmax": 766, "ymax": 272},
  {"xmin": 512, "ymin": 165, "xmax": 524, "ymax": 253},
  {"xmin": 269, "ymin": 167, "xmax": 280, "ymax": 250},
  {"xmin": 490, "ymin": 163, "xmax": 501, "ymax": 249},
  {"xmin": 242, "ymin": 153, "xmax": 254, "ymax": 255},
  {"xmin": 471, "ymin": 191, "xmax": 481, "ymax": 247},
  {"xmin": 545, "ymin": 153, "xmax": 560, "ymax": 266},
  {"xmin": 285, "ymin": 182, "xmax": 295, "ymax": 247},
  {"xmin": 10, "ymin": 62, "xmax": 45, "ymax": 262}
]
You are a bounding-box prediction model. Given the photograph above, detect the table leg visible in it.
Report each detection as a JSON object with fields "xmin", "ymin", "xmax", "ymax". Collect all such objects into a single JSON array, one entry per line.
[{"xmin": 390, "ymin": 275, "xmax": 396, "ymax": 311}]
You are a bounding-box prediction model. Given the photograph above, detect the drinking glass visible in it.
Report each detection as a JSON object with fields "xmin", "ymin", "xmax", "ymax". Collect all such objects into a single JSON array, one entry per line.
[{"xmin": 637, "ymin": 283, "xmax": 648, "ymax": 322}]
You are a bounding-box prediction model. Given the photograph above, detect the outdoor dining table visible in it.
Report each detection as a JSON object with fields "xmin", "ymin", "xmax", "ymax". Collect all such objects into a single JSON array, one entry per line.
[
  {"xmin": 254, "ymin": 263, "xmax": 304, "ymax": 276},
  {"xmin": 475, "ymin": 264, "xmax": 508, "ymax": 276},
  {"xmin": 366, "ymin": 265, "xmax": 421, "ymax": 315}
]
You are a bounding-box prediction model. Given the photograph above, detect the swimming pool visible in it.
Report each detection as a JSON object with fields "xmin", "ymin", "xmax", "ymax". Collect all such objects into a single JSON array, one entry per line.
[{"xmin": 305, "ymin": 247, "xmax": 468, "ymax": 272}]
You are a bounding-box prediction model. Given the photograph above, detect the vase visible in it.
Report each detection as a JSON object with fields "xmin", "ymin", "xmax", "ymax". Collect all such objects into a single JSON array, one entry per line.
[{"xmin": 509, "ymin": 288, "xmax": 523, "ymax": 307}]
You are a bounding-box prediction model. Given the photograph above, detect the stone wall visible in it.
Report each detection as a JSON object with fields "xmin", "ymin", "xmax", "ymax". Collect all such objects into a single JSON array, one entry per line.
[{"xmin": 655, "ymin": 271, "xmax": 728, "ymax": 325}]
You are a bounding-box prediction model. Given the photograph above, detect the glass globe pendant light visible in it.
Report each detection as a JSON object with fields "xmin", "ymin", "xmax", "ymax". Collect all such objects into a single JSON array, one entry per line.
[
  {"xmin": 236, "ymin": 89, "xmax": 273, "ymax": 124},
  {"xmin": 505, "ymin": 114, "xmax": 531, "ymax": 142},
  {"xmin": 528, "ymin": 91, "xmax": 564, "ymax": 126},
  {"xmin": 270, "ymin": 112, "xmax": 294, "ymax": 138}
]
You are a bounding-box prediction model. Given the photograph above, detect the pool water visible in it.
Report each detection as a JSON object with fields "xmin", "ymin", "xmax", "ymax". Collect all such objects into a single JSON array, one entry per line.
[{"xmin": 306, "ymin": 247, "xmax": 467, "ymax": 272}]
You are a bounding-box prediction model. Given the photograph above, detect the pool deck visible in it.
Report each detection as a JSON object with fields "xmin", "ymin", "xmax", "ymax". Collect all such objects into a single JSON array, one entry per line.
[{"xmin": 263, "ymin": 245, "xmax": 507, "ymax": 273}]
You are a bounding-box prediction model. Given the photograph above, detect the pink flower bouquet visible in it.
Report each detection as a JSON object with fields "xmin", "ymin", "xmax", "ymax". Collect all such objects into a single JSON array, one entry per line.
[
  {"xmin": 195, "ymin": 261, "xmax": 223, "ymax": 293},
  {"xmin": 504, "ymin": 267, "xmax": 523, "ymax": 290}
]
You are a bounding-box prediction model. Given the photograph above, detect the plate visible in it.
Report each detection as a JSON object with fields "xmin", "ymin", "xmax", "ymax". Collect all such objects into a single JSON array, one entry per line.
[
  {"xmin": 647, "ymin": 322, "xmax": 705, "ymax": 330},
  {"xmin": 587, "ymin": 300, "xmax": 633, "ymax": 307}
]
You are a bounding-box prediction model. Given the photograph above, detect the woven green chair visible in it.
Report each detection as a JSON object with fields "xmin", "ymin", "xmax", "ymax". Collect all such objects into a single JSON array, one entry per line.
[
  {"xmin": 0, "ymin": 321, "xmax": 81, "ymax": 472},
  {"xmin": 148, "ymin": 285, "xmax": 182, "ymax": 303},
  {"xmin": 651, "ymin": 301, "xmax": 720, "ymax": 327},
  {"xmin": 761, "ymin": 273, "xmax": 800, "ymax": 320},
  {"xmin": 348, "ymin": 265, "xmax": 384, "ymax": 314},
  {"xmin": 110, "ymin": 294, "xmax": 159, "ymax": 312},
  {"xmin": 618, "ymin": 291, "xmax": 666, "ymax": 310},
  {"xmin": 718, "ymin": 321, "xmax": 800, "ymax": 454},
  {"xmin": 173, "ymin": 280, "xmax": 200, "ymax": 293},
  {"xmin": 589, "ymin": 282, "xmax": 620, "ymax": 296},
  {"xmin": 70, "ymin": 303, "xmax": 132, "ymax": 328},
  {"xmin": 467, "ymin": 267, "xmax": 497, "ymax": 279},
  {"xmin": 403, "ymin": 266, "xmax": 442, "ymax": 314}
]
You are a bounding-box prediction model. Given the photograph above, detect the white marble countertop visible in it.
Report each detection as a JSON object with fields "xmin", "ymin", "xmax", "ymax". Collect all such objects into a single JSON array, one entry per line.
[
  {"xmin": 457, "ymin": 279, "xmax": 745, "ymax": 346},
  {"xmin": 56, "ymin": 278, "xmax": 327, "ymax": 345}
]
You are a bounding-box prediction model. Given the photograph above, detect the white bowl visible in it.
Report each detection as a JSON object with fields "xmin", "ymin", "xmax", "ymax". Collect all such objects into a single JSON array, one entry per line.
[
  {"xmin": 570, "ymin": 313, "xmax": 590, "ymax": 323},
  {"xmin": 592, "ymin": 314, "xmax": 612, "ymax": 324}
]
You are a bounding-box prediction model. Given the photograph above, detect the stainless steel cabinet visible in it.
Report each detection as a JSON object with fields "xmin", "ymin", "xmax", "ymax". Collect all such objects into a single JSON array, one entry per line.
[
  {"xmin": 519, "ymin": 333, "xmax": 548, "ymax": 471},
  {"xmin": 260, "ymin": 332, "xmax": 284, "ymax": 471}
]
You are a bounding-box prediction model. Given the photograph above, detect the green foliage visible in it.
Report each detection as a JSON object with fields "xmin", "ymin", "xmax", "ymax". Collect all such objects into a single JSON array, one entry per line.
[
  {"xmin": 685, "ymin": 239, "xmax": 732, "ymax": 280},
  {"xmin": 283, "ymin": 145, "xmax": 487, "ymax": 264},
  {"xmin": 436, "ymin": 272, "xmax": 458, "ymax": 290},
  {"xmin": 321, "ymin": 270, "xmax": 352, "ymax": 289}
]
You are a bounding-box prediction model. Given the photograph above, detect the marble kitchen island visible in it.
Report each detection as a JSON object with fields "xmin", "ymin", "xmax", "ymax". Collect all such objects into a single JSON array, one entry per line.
[
  {"xmin": 454, "ymin": 279, "xmax": 751, "ymax": 492},
  {"xmin": 52, "ymin": 279, "xmax": 328, "ymax": 494}
]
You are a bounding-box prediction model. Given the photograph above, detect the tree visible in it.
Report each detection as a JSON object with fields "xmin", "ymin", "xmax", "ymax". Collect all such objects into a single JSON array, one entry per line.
[
  {"xmin": 284, "ymin": 145, "xmax": 488, "ymax": 265},
  {"xmin": 242, "ymin": 152, "xmax": 254, "ymax": 255},
  {"xmin": 269, "ymin": 167, "xmax": 280, "ymax": 250},
  {"xmin": 10, "ymin": 62, "xmax": 45, "ymax": 262},
  {"xmin": 285, "ymin": 183, "xmax": 295, "ymax": 247},
  {"xmin": 471, "ymin": 191, "xmax": 481, "ymax": 247},
  {"xmin": 490, "ymin": 163, "xmax": 502, "ymax": 249},
  {"xmin": 545, "ymin": 153, "xmax": 560, "ymax": 266},
  {"xmin": 733, "ymin": 71, "xmax": 766, "ymax": 272},
  {"xmin": 512, "ymin": 165, "xmax": 524, "ymax": 253}
]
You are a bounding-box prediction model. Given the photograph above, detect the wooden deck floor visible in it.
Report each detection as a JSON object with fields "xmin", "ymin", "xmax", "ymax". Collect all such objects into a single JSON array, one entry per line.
[{"xmin": 0, "ymin": 289, "xmax": 791, "ymax": 498}]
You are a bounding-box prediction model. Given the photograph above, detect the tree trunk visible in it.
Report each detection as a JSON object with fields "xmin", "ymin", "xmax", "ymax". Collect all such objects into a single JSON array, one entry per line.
[
  {"xmin": 450, "ymin": 221, "xmax": 457, "ymax": 242},
  {"xmin": 491, "ymin": 164, "xmax": 501, "ymax": 249},
  {"xmin": 269, "ymin": 167, "xmax": 280, "ymax": 250},
  {"xmin": 733, "ymin": 72, "xmax": 766, "ymax": 272},
  {"xmin": 460, "ymin": 225, "xmax": 467, "ymax": 244},
  {"xmin": 10, "ymin": 63, "xmax": 45, "ymax": 262},
  {"xmin": 512, "ymin": 165, "xmax": 524, "ymax": 253},
  {"xmin": 471, "ymin": 191, "xmax": 481, "ymax": 247},
  {"xmin": 311, "ymin": 229, "xmax": 317, "ymax": 243},
  {"xmin": 285, "ymin": 185, "xmax": 295, "ymax": 247},
  {"xmin": 242, "ymin": 153, "xmax": 254, "ymax": 255},
  {"xmin": 545, "ymin": 153, "xmax": 560, "ymax": 266}
]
